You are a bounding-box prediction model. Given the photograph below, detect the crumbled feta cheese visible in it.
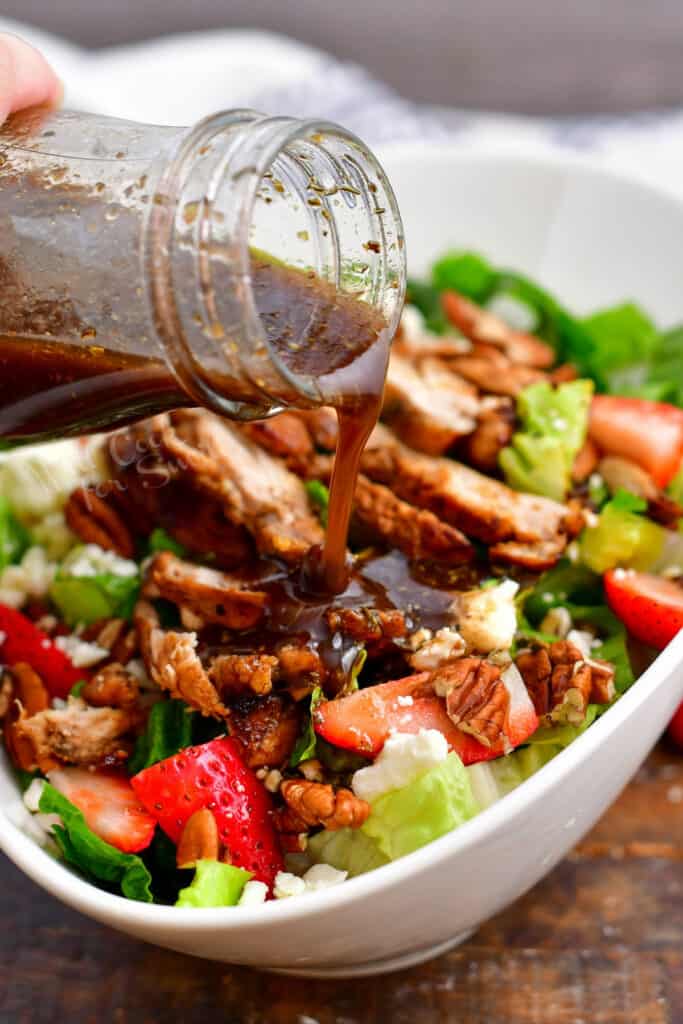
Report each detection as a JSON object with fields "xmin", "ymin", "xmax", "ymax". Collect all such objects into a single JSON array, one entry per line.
[
  {"xmin": 274, "ymin": 871, "xmax": 307, "ymax": 899},
  {"xmin": 125, "ymin": 658, "xmax": 155, "ymax": 691},
  {"xmin": 0, "ymin": 546, "xmax": 58, "ymax": 608},
  {"xmin": 238, "ymin": 880, "xmax": 268, "ymax": 906},
  {"xmin": 0, "ymin": 438, "xmax": 107, "ymax": 520},
  {"xmin": 352, "ymin": 728, "xmax": 448, "ymax": 803},
  {"xmin": 301, "ymin": 864, "xmax": 347, "ymax": 891},
  {"xmin": 23, "ymin": 778, "xmax": 45, "ymax": 813},
  {"xmin": 298, "ymin": 759, "xmax": 324, "ymax": 782},
  {"xmin": 540, "ymin": 606, "xmax": 572, "ymax": 639},
  {"xmin": 488, "ymin": 648, "xmax": 513, "ymax": 667},
  {"xmin": 567, "ymin": 628, "xmax": 595, "ymax": 659},
  {"xmin": 486, "ymin": 293, "xmax": 537, "ymax": 333},
  {"xmin": 55, "ymin": 633, "xmax": 108, "ymax": 668},
  {"xmin": 62, "ymin": 543, "xmax": 138, "ymax": 579},
  {"xmin": 407, "ymin": 626, "xmax": 466, "ymax": 671},
  {"xmin": 458, "ymin": 580, "xmax": 519, "ymax": 653}
]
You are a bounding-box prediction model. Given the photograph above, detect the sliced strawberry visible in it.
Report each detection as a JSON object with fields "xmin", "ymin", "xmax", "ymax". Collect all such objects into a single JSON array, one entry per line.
[
  {"xmin": 668, "ymin": 701, "xmax": 683, "ymax": 749},
  {"xmin": 604, "ymin": 569, "xmax": 683, "ymax": 650},
  {"xmin": 48, "ymin": 767, "xmax": 156, "ymax": 853},
  {"xmin": 131, "ymin": 738, "xmax": 283, "ymax": 888},
  {"xmin": 0, "ymin": 604, "xmax": 83, "ymax": 698},
  {"xmin": 313, "ymin": 668, "xmax": 538, "ymax": 766},
  {"xmin": 589, "ymin": 396, "xmax": 683, "ymax": 488}
]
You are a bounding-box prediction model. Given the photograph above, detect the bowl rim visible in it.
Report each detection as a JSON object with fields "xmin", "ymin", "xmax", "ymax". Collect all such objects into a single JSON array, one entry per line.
[{"xmin": 2, "ymin": 141, "xmax": 683, "ymax": 934}]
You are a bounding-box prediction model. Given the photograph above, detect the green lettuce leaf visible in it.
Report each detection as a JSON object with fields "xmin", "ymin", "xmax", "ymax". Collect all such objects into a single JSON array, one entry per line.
[
  {"xmin": 175, "ymin": 860, "xmax": 251, "ymax": 908},
  {"xmin": 431, "ymin": 250, "xmax": 499, "ymax": 304},
  {"xmin": 306, "ymin": 826, "xmax": 389, "ymax": 878},
  {"xmin": 39, "ymin": 783, "xmax": 153, "ymax": 902},
  {"xmin": 0, "ymin": 496, "xmax": 30, "ymax": 570},
  {"xmin": 361, "ymin": 754, "xmax": 479, "ymax": 860},
  {"xmin": 467, "ymin": 744, "xmax": 562, "ymax": 809},
  {"xmin": 147, "ymin": 527, "xmax": 187, "ymax": 558},
  {"xmin": 579, "ymin": 489, "xmax": 665, "ymax": 573},
  {"xmin": 129, "ymin": 699, "xmax": 195, "ymax": 775},
  {"xmin": 289, "ymin": 686, "xmax": 323, "ymax": 767},
  {"xmin": 305, "ymin": 480, "xmax": 330, "ymax": 527},
  {"xmin": 405, "ymin": 281, "xmax": 448, "ymax": 334},
  {"xmin": 581, "ymin": 303, "xmax": 658, "ymax": 394},
  {"xmin": 500, "ymin": 379, "xmax": 593, "ymax": 500}
]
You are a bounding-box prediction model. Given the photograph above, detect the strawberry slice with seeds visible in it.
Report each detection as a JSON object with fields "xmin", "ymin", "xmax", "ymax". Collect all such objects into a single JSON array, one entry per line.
[
  {"xmin": 589, "ymin": 395, "xmax": 683, "ymax": 488},
  {"xmin": 313, "ymin": 667, "xmax": 538, "ymax": 765},
  {"xmin": 48, "ymin": 767, "xmax": 156, "ymax": 853},
  {"xmin": 604, "ymin": 569, "xmax": 683, "ymax": 650},
  {"xmin": 0, "ymin": 604, "xmax": 83, "ymax": 698},
  {"xmin": 131, "ymin": 737, "xmax": 283, "ymax": 888}
]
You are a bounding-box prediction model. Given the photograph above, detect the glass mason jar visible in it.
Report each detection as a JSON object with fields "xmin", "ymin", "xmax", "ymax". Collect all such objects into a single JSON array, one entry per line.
[{"xmin": 0, "ymin": 107, "xmax": 405, "ymax": 442}]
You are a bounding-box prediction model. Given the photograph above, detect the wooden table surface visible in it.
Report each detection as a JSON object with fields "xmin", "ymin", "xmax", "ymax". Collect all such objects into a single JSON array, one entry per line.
[{"xmin": 1, "ymin": 740, "xmax": 681, "ymax": 1024}]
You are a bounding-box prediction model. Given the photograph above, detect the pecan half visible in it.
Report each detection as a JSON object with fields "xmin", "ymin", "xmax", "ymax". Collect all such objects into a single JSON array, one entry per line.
[
  {"xmin": 516, "ymin": 640, "xmax": 615, "ymax": 726},
  {"xmin": 279, "ymin": 779, "xmax": 370, "ymax": 831},
  {"xmin": 176, "ymin": 808, "xmax": 220, "ymax": 868},
  {"xmin": 65, "ymin": 486, "xmax": 135, "ymax": 558},
  {"xmin": 2, "ymin": 663, "xmax": 57, "ymax": 772},
  {"xmin": 435, "ymin": 657, "xmax": 509, "ymax": 749},
  {"xmin": 81, "ymin": 663, "xmax": 140, "ymax": 709},
  {"xmin": 229, "ymin": 694, "xmax": 300, "ymax": 769}
]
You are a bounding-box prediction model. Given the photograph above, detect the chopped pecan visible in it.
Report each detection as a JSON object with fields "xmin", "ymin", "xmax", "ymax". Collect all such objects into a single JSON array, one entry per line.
[
  {"xmin": 325, "ymin": 606, "xmax": 408, "ymax": 644},
  {"xmin": 516, "ymin": 640, "xmax": 615, "ymax": 726},
  {"xmin": 145, "ymin": 551, "xmax": 269, "ymax": 631},
  {"xmin": 176, "ymin": 808, "xmax": 220, "ymax": 868},
  {"xmin": 134, "ymin": 599, "xmax": 228, "ymax": 719},
  {"xmin": 2, "ymin": 663, "xmax": 56, "ymax": 772},
  {"xmin": 81, "ymin": 663, "xmax": 140, "ymax": 709},
  {"xmin": 15, "ymin": 696, "xmax": 137, "ymax": 767},
  {"xmin": 434, "ymin": 657, "xmax": 509, "ymax": 749},
  {"xmin": 279, "ymin": 779, "xmax": 370, "ymax": 831},
  {"xmin": 64, "ymin": 486, "xmax": 135, "ymax": 558},
  {"xmin": 229, "ymin": 693, "xmax": 300, "ymax": 768},
  {"xmin": 277, "ymin": 643, "xmax": 326, "ymax": 695},
  {"xmin": 208, "ymin": 653, "xmax": 279, "ymax": 697}
]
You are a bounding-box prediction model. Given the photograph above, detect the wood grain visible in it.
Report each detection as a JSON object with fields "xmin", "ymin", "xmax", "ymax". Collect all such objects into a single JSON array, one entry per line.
[{"xmin": 0, "ymin": 741, "xmax": 681, "ymax": 1024}]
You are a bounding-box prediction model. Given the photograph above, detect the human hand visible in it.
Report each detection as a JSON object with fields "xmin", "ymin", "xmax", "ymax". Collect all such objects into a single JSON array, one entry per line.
[{"xmin": 0, "ymin": 33, "xmax": 61, "ymax": 124}]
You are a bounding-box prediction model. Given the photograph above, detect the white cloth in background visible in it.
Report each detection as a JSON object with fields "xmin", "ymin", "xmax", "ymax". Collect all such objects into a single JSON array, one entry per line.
[{"xmin": 2, "ymin": 16, "xmax": 683, "ymax": 198}]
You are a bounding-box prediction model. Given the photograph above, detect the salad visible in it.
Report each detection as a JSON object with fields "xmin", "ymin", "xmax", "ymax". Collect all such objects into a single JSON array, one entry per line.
[{"xmin": 1, "ymin": 249, "xmax": 682, "ymax": 910}]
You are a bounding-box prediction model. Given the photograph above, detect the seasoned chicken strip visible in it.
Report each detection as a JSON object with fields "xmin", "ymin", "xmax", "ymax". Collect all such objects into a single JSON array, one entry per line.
[
  {"xmin": 145, "ymin": 551, "xmax": 269, "ymax": 630},
  {"xmin": 160, "ymin": 410, "xmax": 324, "ymax": 564},
  {"xmin": 16, "ymin": 699, "xmax": 136, "ymax": 767}
]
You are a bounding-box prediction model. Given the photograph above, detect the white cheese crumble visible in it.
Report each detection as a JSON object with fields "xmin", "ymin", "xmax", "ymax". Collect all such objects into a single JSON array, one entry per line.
[
  {"xmin": 23, "ymin": 778, "xmax": 45, "ymax": 813},
  {"xmin": 352, "ymin": 728, "xmax": 448, "ymax": 803},
  {"xmin": 238, "ymin": 880, "xmax": 268, "ymax": 906},
  {"xmin": 0, "ymin": 438, "xmax": 107, "ymax": 520},
  {"xmin": 540, "ymin": 606, "xmax": 572, "ymax": 638},
  {"xmin": 0, "ymin": 546, "xmax": 58, "ymax": 608},
  {"xmin": 567, "ymin": 628, "xmax": 596, "ymax": 659},
  {"xmin": 273, "ymin": 864, "xmax": 349, "ymax": 899},
  {"xmin": 62, "ymin": 543, "xmax": 138, "ymax": 579},
  {"xmin": 458, "ymin": 580, "xmax": 519, "ymax": 653},
  {"xmin": 407, "ymin": 626, "xmax": 466, "ymax": 671},
  {"xmin": 54, "ymin": 634, "xmax": 108, "ymax": 668}
]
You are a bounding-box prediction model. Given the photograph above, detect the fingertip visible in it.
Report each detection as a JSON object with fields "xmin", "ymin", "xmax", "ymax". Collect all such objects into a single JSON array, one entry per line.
[{"xmin": 0, "ymin": 33, "xmax": 62, "ymax": 119}]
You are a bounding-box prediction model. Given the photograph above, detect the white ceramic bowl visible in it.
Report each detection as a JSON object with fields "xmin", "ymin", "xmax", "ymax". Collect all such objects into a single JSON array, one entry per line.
[{"xmin": 2, "ymin": 144, "xmax": 683, "ymax": 977}]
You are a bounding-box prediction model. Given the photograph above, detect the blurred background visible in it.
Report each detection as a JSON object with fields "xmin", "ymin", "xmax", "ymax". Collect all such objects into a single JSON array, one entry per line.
[{"xmin": 5, "ymin": 0, "xmax": 683, "ymax": 115}]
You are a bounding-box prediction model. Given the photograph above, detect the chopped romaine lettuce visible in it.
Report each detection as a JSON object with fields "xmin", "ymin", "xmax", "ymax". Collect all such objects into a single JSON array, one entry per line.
[
  {"xmin": 579, "ymin": 489, "xmax": 665, "ymax": 573},
  {"xmin": 0, "ymin": 496, "xmax": 30, "ymax": 570},
  {"xmin": 500, "ymin": 380, "xmax": 593, "ymax": 500},
  {"xmin": 289, "ymin": 687, "xmax": 323, "ymax": 767},
  {"xmin": 467, "ymin": 744, "xmax": 561, "ymax": 809},
  {"xmin": 175, "ymin": 860, "xmax": 251, "ymax": 908},
  {"xmin": 129, "ymin": 699, "xmax": 195, "ymax": 775},
  {"xmin": 361, "ymin": 753, "xmax": 479, "ymax": 860},
  {"xmin": 305, "ymin": 481, "xmax": 330, "ymax": 527},
  {"xmin": 306, "ymin": 827, "xmax": 389, "ymax": 878},
  {"xmin": 431, "ymin": 250, "xmax": 498, "ymax": 304},
  {"xmin": 50, "ymin": 545, "xmax": 141, "ymax": 626},
  {"xmin": 581, "ymin": 303, "xmax": 658, "ymax": 395},
  {"xmin": 39, "ymin": 783, "xmax": 153, "ymax": 902}
]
